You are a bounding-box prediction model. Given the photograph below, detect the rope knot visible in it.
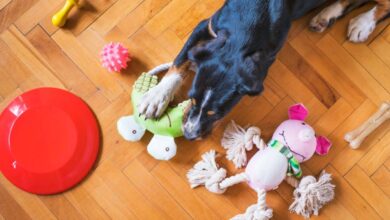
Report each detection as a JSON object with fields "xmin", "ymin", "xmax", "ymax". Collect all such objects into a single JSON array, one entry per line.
[
  {"xmin": 205, "ymin": 168, "xmax": 227, "ymax": 194},
  {"xmin": 232, "ymin": 189, "xmax": 273, "ymax": 220},
  {"xmin": 289, "ymin": 171, "xmax": 335, "ymax": 218},
  {"xmin": 222, "ymin": 121, "xmax": 266, "ymax": 168}
]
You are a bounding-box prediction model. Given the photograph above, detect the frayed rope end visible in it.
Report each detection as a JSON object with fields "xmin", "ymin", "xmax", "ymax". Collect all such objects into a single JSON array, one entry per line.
[
  {"xmin": 221, "ymin": 121, "xmax": 266, "ymax": 169},
  {"xmin": 289, "ymin": 170, "xmax": 335, "ymax": 218}
]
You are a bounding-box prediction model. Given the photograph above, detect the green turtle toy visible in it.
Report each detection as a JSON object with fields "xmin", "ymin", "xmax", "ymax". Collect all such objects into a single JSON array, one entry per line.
[{"xmin": 117, "ymin": 63, "xmax": 190, "ymax": 160}]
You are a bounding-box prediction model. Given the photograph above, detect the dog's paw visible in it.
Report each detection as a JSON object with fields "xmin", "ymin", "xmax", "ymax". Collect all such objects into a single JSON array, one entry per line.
[
  {"xmin": 138, "ymin": 85, "xmax": 173, "ymax": 118},
  {"xmin": 310, "ymin": 2, "xmax": 344, "ymax": 32},
  {"xmin": 348, "ymin": 8, "xmax": 376, "ymax": 43},
  {"xmin": 138, "ymin": 74, "xmax": 182, "ymax": 118}
]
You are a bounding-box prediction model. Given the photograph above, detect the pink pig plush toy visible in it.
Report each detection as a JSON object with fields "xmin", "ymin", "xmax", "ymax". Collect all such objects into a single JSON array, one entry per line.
[{"xmin": 187, "ymin": 104, "xmax": 334, "ymax": 219}]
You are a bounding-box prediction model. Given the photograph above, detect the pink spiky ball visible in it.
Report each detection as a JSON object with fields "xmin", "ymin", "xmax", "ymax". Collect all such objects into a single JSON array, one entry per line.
[{"xmin": 100, "ymin": 42, "xmax": 130, "ymax": 72}]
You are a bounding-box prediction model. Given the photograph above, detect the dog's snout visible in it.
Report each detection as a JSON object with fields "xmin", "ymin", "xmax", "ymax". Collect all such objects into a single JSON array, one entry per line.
[{"xmin": 183, "ymin": 118, "xmax": 201, "ymax": 140}]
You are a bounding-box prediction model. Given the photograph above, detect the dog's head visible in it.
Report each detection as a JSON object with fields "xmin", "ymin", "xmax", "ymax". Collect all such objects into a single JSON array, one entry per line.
[{"xmin": 183, "ymin": 30, "xmax": 283, "ymax": 140}]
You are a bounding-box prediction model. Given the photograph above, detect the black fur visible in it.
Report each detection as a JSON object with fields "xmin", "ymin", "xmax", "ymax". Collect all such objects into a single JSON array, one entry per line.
[{"xmin": 178, "ymin": 0, "xmax": 326, "ymax": 140}]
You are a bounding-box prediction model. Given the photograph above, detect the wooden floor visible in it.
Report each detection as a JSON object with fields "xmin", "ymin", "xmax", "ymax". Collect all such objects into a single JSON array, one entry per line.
[{"xmin": 0, "ymin": 0, "xmax": 389, "ymax": 219}]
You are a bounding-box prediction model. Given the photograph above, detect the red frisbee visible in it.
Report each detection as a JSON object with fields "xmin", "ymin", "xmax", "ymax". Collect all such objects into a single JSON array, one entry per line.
[{"xmin": 0, "ymin": 88, "xmax": 100, "ymax": 194}]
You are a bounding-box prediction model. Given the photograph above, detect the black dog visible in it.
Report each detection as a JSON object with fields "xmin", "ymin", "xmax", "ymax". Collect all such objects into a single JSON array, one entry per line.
[{"xmin": 137, "ymin": 0, "xmax": 390, "ymax": 140}]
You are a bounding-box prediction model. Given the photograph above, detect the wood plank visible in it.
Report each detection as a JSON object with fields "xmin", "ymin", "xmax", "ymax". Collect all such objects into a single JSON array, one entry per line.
[
  {"xmin": 152, "ymin": 162, "xmax": 220, "ymax": 219},
  {"xmin": 90, "ymin": 0, "xmax": 144, "ymax": 36},
  {"xmin": 27, "ymin": 25, "xmax": 96, "ymax": 94},
  {"xmin": 124, "ymin": 159, "xmax": 192, "ymax": 220},
  {"xmin": 291, "ymin": 30, "xmax": 366, "ymax": 108},
  {"xmin": 345, "ymin": 166, "xmax": 390, "ymax": 219},
  {"xmin": 358, "ymin": 130, "xmax": 390, "ymax": 175},
  {"xmin": 64, "ymin": 184, "xmax": 111, "ymax": 220},
  {"xmin": 0, "ymin": 0, "xmax": 37, "ymax": 32},
  {"xmin": 326, "ymin": 165, "xmax": 381, "ymax": 219},
  {"xmin": 262, "ymin": 77, "xmax": 287, "ymax": 106},
  {"xmin": 170, "ymin": 1, "xmax": 217, "ymax": 40},
  {"xmin": 316, "ymin": 35, "xmax": 390, "ymax": 105},
  {"xmin": 0, "ymin": 174, "xmax": 56, "ymax": 220},
  {"xmin": 52, "ymin": 29, "xmax": 123, "ymax": 101},
  {"xmin": 39, "ymin": 195, "xmax": 85, "ymax": 220},
  {"xmin": 82, "ymin": 173, "xmax": 138, "ymax": 219},
  {"xmin": 371, "ymin": 166, "xmax": 390, "ymax": 197},
  {"xmin": 0, "ymin": 179, "xmax": 31, "ymax": 220},
  {"xmin": 313, "ymin": 98, "xmax": 353, "ymax": 137},
  {"xmin": 0, "ymin": 0, "xmax": 10, "ymax": 10},
  {"xmin": 369, "ymin": 36, "xmax": 390, "ymax": 68},
  {"xmin": 1, "ymin": 25, "xmax": 65, "ymax": 88},
  {"xmin": 385, "ymin": 157, "xmax": 390, "ymax": 170},
  {"xmin": 343, "ymin": 41, "xmax": 390, "ymax": 93},
  {"xmin": 268, "ymin": 60, "xmax": 328, "ymax": 123},
  {"xmin": 143, "ymin": 0, "xmax": 198, "ymax": 38},
  {"xmin": 14, "ymin": 0, "xmax": 60, "ymax": 34},
  {"xmin": 0, "ymin": 38, "xmax": 32, "ymax": 85},
  {"xmin": 115, "ymin": 0, "xmax": 171, "ymax": 38},
  {"xmin": 97, "ymin": 160, "xmax": 171, "ymax": 219},
  {"xmin": 278, "ymin": 43, "xmax": 339, "ymax": 108}
]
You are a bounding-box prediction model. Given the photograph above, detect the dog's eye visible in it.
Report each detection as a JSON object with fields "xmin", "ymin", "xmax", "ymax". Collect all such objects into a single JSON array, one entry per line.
[
  {"xmin": 191, "ymin": 98, "xmax": 196, "ymax": 106},
  {"xmin": 207, "ymin": 111, "xmax": 215, "ymax": 116}
]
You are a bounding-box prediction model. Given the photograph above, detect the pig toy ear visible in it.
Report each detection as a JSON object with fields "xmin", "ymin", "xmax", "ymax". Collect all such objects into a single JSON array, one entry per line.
[
  {"xmin": 288, "ymin": 103, "xmax": 308, "ymax": 121},
  {"xmin": 316, "ymin": 136, "xmax": 332, "ymax": 155}
]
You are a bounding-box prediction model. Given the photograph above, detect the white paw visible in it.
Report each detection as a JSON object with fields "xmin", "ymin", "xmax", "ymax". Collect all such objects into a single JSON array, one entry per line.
[
  {"xmin": 138, "ymin": 85, "xmax": 173, "ymax": 118},
  {"xmin": 137, "ymin": 74, "xmax": 181, "ymax": 118},
  {"xmin": 310, "ymin": 2, "xmax": 344, "ymax": 32},
  {"xmin": 348, "ymin": 8, "xmax": 376, "ymax": 43}
]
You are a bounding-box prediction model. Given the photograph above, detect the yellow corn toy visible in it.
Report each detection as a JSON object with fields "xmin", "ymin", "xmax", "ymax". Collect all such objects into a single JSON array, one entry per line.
[{"xmin": 52, "ymin": 0, "xmax": 79, "ymax": 27}]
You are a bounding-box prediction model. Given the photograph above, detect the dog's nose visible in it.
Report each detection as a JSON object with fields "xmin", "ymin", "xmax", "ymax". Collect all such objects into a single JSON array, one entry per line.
[
  {"xmin": 183, "ymin": 131, "xmax": 200, "ymax": 140},
  {"xmin": 183, "ymin": 121, "xmax": 201, "ymax": 140}
]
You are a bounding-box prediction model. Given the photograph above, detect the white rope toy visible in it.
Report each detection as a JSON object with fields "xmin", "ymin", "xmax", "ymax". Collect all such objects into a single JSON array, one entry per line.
[
  {"xmin": 221, "ymin": 121, "xmax": 266, "ymax": 168},
  {"xmin": 187, "ymin": 150, "xmax": 335, "ymax": 219},
  {"xmin": 290, "ymin": 171, "xmax": 335, "ymax": 218},
  {"xmin": 188, "ymin": 110, "xmax": 335, "ymax": 219},
  {"xmin": 187, "ymin": 150, "xmax": 248, "ymax": 194},
  {"xmin": 231, "ymin": 189, "xmax": 273, "ymax": 220},
  {"xmin": 187, "ymin": 150, "xmax": 273, "ymax": 220}
]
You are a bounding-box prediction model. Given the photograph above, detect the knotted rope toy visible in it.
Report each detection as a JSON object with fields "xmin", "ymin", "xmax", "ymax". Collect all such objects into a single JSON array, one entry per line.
[
  {"xmin": 117, "ymin": 63, "xmax": 190, "ymax": 160},
  {"xmin": 187, "ymin": 104, "xmax": 335, "ymax": 219}
]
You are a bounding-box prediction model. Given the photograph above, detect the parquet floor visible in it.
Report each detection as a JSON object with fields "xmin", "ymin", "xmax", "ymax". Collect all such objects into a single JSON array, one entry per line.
[{"xmin": 0, "ymin": 0, "xmax": 389, "ymax": 219}]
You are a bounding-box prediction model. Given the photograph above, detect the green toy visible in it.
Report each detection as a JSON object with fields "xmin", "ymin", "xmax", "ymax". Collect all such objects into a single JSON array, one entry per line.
[{"xmin": 117, "ymin": 64, "xmax": 190, "ymax": 160}]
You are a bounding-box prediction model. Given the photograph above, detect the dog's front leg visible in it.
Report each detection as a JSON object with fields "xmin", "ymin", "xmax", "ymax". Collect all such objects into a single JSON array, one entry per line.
[{"xmin": 138, "ymin": 20, "xmax": 211, "ymax": 118}]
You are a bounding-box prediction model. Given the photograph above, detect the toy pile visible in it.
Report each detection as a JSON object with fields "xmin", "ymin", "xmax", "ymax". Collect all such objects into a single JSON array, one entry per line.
[{"xmin": 187, "ymin": 104, "xmax": 335, "ymax": 219}]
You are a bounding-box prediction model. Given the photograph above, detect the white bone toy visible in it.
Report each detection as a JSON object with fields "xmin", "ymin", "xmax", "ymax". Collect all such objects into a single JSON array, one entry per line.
[{"xmin": 345, "ymin": 101, "xmax": 389, "ymax": 149}]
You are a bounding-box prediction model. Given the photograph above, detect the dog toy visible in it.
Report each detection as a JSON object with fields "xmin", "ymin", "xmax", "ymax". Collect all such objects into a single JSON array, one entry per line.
[
  {"xmin": 345, "ymin": 101, "xmax": 389, "ymax": 149},
  {"xmin": 100, "ymin": 42, "xmax": 131, "ymax": 73},
  {"xmin": 187, "ymin": 104, "xmax": 334, "ymax": 219},
  {"xmin": 117, "ymin": 63, "xmax": 190, "ymax": 160},
  {"xmin": 52, "ymin": 0, "xmax": 79, "ymax": 27}
]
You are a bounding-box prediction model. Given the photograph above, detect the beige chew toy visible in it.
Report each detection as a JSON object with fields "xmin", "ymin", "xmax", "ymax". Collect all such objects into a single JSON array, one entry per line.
[{"xmin": 345, "ymin": 102, "xmax": 390, "ymax": 149}]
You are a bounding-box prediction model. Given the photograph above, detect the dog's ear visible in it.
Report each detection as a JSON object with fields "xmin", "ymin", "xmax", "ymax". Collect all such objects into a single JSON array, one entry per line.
[
  {"xmin": 188, "ymin": 30, "xmax": 228, "ymax": 62},
  {"xmin": 238, "ymin": 77, "xmax": 264, "ymax": 96},
  {"xmin": 237, "ymin": 52, "xmax": 269, "ymax": 96}
]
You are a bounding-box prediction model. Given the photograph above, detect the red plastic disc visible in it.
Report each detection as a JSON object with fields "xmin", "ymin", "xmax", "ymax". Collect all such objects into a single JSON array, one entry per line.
[{"xmin": 0, "ymin": 88, "xmax": 100, "ymax": 194}]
